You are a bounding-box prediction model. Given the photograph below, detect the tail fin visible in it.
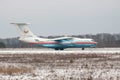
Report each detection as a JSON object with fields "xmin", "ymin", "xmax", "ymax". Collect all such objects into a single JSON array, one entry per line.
[{"xmin": 11, "ymin": 23, "xmax": 37, "ymax": 37}]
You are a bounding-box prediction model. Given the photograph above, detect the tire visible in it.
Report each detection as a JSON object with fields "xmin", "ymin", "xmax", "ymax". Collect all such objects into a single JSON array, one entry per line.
[
  {"xmin": 82, "ymin": 48, "xmax": 84, "ymax": 50},
  {"xmin": 60, "ymin": 48, "xmax": 64, "ymax": 50},
  {"xmin": 55, "ymin": 48, "xmax": 59, "ymax": 50}
]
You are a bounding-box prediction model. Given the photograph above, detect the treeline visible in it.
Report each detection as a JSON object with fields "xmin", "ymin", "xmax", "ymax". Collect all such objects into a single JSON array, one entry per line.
[{"xmin": 0, "ymin": 33, "xmax": 120, "ymax": 48}]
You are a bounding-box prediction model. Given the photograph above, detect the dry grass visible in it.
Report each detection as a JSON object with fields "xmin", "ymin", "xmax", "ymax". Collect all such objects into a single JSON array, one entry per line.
[
  {"xmin": 0, "ymin": 65, "xmax": 32, "ymax": 75},
  {"xmin": 0, "ymin": 53, "xmax": 107, "ymax": 63},
  {"xmin": 0, "ymin": 52, "xmax": 119, "ymax": 79}
]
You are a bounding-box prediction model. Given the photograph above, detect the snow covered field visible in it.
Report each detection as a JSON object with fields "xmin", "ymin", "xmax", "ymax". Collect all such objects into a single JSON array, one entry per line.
[
  {"xmin": 0, "ymin": 48, "xmax": 120, "ymax": 80},
  {"xmin": 0, "ymin": 48, "xmax": 120, "ymax": 54}
]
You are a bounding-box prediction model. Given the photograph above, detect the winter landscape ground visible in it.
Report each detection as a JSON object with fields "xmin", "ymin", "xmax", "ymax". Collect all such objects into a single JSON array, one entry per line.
[{"xmin": 0, "ymin": 48, "xmax": 120, "ymax": 80}]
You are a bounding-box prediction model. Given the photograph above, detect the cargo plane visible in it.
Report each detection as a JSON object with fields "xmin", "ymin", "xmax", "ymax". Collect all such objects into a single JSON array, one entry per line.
[{"xmin": 11, "ymin": 23, "xmax": 97, "ymax": 50}]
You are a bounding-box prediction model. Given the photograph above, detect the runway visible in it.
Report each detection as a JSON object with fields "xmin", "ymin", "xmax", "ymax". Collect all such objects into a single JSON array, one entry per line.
[{"xmin": 0, "ymin": 48, "xmax": 120, "ymax": 54}]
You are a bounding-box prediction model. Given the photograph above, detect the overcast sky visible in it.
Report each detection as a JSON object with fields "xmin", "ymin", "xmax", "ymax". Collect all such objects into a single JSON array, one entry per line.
[{"xmin": 0, "ymin": 0, "xmax": 120, "ymax": 38}]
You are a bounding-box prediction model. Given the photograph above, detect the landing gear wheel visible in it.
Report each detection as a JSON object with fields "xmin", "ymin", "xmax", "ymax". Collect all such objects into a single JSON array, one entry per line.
[
  {"xmin": 82, "ymin": 48, "xmax": 84, "ymax": 50},
  {"xmin": 54, "ymin": 48, "xmax": 64, "ymax": 50},
  {"xmin": 60, "ymin": 48, "xmax": 64, "ymax": 50},
  {"xmin": 55, "ymin": 48, "xmax": 59, "ymax": 50}
]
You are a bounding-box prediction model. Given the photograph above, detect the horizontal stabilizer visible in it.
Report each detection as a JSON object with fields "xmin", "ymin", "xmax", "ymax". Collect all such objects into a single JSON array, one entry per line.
[{"xmin": 11, "ymin": 23, "xmax": 30, "ymax": 25}]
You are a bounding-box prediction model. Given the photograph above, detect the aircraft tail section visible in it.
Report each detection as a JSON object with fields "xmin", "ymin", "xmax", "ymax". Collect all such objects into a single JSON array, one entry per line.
[{"xmin": 11, "ymin": 23, "xmax": 37, "ymax": 38}]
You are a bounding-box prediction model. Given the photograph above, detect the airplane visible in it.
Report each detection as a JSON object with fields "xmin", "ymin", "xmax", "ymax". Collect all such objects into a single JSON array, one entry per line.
[{"xmin": 11, "ymin": 23, "xmax": 97, "ymax": 50}]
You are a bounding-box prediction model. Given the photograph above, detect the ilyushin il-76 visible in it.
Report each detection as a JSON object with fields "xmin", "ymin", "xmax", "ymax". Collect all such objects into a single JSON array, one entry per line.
[{"xmin": 11, "ymin": 23, "xmax": 97, "ymax": 50}]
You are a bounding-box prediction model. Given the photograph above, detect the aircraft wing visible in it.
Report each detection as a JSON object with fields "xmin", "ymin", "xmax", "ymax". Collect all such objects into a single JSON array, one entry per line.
[{"xmin": 54, "ymin": 37, "xmax": 73, "ymax": 43}]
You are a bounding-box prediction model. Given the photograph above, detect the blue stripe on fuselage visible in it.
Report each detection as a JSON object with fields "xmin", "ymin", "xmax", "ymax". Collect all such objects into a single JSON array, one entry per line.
[{"xmin": 38, "ymin": 43, "xmax": 96, "ymax": 48}]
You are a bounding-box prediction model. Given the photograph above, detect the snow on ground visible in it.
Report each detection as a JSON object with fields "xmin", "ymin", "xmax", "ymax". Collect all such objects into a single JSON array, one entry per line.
[
  {"xmin": 0, "ymin": 48, "xmax": 120, "ymax": 80},
  {"xmin": 0, "ymin": 48, "xmax": 120, "ymax": 54},
  {"xmin": 0, "ymin": 67, "xmax": 120, "ymax": 80}
]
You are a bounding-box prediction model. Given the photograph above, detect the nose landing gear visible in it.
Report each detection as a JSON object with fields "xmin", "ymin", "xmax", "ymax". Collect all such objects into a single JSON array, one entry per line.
[{"xmin": 82, "ymin": 48, "xmax": 85, "ymax": 50}]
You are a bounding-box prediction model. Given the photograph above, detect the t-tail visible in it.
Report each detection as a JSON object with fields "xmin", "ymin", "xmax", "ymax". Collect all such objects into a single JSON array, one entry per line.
[
  {"xmin": 11, "ymin": 23, "xmax": 41, "ymax": 43},
  {"xmin": 11, "ymin": 23, "xmax": 37, "ymax": 37}
]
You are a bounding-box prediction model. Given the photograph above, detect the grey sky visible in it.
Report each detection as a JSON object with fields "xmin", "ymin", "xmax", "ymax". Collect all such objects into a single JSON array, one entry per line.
[{"xmin": 0, "ymin": 0, "xmax": 120, "ymax": 38}]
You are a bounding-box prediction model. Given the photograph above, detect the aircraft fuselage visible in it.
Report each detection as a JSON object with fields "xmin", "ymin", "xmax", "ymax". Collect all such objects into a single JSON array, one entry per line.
[{"xmin": 20, "ymin": 37, "xmax": 97, "ymax": 50}]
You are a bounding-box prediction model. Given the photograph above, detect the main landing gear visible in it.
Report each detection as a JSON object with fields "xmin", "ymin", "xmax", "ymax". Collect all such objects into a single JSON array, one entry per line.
[
  {"xmin": 55, "ymin": 48, "xmax": 64, "ymax": 50},
  {"xmin": 55, "ymin": 48, "xmax": 85, "ymax": 50}
]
